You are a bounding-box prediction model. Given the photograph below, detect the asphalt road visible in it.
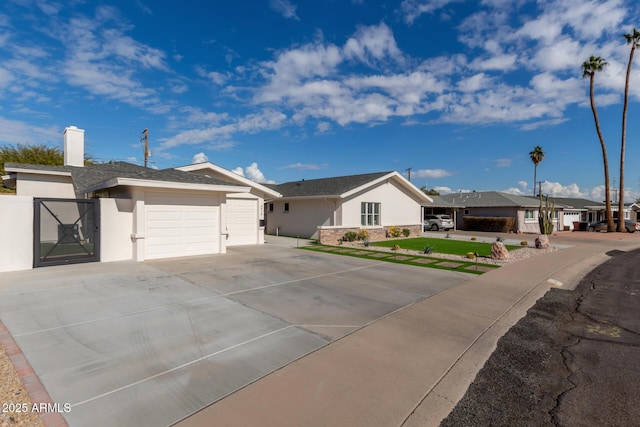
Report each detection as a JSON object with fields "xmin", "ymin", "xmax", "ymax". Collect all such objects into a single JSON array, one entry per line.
[{"xmin": 441, "ymin": 247, "xmax": 640, "ymax": 426}]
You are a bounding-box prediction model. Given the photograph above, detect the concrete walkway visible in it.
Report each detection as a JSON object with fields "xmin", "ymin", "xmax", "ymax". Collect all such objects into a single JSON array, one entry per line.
[{"xmin": 176, "ymin": 233, "xmax": 640, "ymax": 427}]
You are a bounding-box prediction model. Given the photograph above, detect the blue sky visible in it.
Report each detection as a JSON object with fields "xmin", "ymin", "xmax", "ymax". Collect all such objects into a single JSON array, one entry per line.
[{"xmin": 2, "ymin": 0, "xmax": 640, "ymax": 200}]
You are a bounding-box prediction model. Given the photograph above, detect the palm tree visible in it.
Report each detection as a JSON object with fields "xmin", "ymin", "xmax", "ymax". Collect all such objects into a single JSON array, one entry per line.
[
  {"xmin": 618, "ymin": 28, "xmax": 640, "ymax": 232},
  {"xmin": 582, "ymin": 56, "xmax": 615, "ymax": 232},
  {"xmin": 529, "ymin": 146, "xmax": 545, "ymax": 196}
]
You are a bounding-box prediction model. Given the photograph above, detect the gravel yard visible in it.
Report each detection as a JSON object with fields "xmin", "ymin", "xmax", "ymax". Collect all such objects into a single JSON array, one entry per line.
[{"xmin": 0, "ymin": 344, "xmax": 44, "ymax": 427}]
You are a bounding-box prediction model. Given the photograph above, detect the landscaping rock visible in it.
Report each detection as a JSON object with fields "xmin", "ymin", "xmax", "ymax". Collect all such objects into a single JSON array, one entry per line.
[
  {"xmin": 535, "ymin": 235, "xmax": 550, "ymax": 249},
  {"xmin": 490, "ymin": 241, "xmax": 509, "ymax": 260}
]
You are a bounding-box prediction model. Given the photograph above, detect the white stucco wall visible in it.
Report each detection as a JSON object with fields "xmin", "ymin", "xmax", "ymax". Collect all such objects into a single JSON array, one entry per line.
[
  {"xmin": 266, "ymin": 199, "xmax": 337, "ymax": 238},
  {"xmin": 342, "ymin": 180, "xmax": 422, "ymax": 227},
  {"xmin": 0, "ymin": 196, "xmax": 33, "ymax": 272},
  {"xmin": 100, "ymin": 198, "xmax": 134, "ymax": 262},
  {"xmin": 16, "ymin": 173, "xmax": 76, "ymax": 198}
]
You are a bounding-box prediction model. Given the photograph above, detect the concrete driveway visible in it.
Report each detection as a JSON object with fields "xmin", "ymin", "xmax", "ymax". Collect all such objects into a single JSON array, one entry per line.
[{"xmin": 0, "ymin": 242, "xmax": 471, "ymax": 427}]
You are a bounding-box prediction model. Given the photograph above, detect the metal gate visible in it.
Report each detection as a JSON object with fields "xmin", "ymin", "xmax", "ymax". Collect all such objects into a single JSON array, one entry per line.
[{"xmin": 34, "ymin": 198, "xmax": 100, "ymax": 267}]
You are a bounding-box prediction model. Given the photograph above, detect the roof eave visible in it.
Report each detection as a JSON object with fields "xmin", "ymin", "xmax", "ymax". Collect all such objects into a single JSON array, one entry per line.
[
  {"xmin": 176, "ymin": 162, "xmax": 282, "ymax": 198},
  {"xmin": 79, "ymin": 177, "xmax": 251, "ymax": 194},
  {"xmin": 4, "ymin": 166, "xmax": 72, "ymax": 177},
  {"xmin": 340, "ymin": 171, "xmax": 433, "ymax": 203}
]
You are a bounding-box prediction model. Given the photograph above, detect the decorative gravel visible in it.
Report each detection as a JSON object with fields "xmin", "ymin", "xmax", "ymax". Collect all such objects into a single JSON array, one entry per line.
[{"xmin": 0, "ymin": 345, "xmax": 44, "ymax": 427}]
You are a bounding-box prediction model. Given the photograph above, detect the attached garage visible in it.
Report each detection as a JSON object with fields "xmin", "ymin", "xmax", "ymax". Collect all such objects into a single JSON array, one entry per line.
[
  {"xmin": 226, "ymin": 197, "xmax": 258, "ymax": 246},
  {"xmin": 145, "ymin": 192, "xmax": 220, "ymax": 259}
]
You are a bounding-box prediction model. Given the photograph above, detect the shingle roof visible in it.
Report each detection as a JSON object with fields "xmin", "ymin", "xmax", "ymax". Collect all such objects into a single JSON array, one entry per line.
[
  {"xmin": 529, "ymin": 196, "xmax": 604, "ymax": 210},
  {"xmin": 439, "ymin": 191, "xmax": 541, "ymax": 208},
  {"xmin": 4, "ymin": 161, "xmax": 242, "ymax": 193},
  {"xmin": 428, "ymin": 195, "xmax": 465, "ymax": 207},
  {"xmin": 272, "ymin": 171, "xmax": 393, "ymax": 198}
]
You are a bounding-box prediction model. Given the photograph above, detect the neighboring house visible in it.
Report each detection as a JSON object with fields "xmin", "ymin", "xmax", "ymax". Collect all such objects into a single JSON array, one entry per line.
[
  {"xmin": 438, "ymin": 191, "xmax": 564, "ymax": 233},
  {"xmin": 265, "ymin": 171, "xmax": 432, "ymax": 244},
  {"xmin": 423, "ymin": 195, "xmax": 465, "ymax": 229},
  {"xmin": 538, "ymin": 197, "xmax": 606, "ymax": 230},
  {"xmin": 0, "ymin": 126, "xmax": 267, "ymax": 273},
  {"xmin": 175, "ymin": 162, "xmax": 281, "ymax": 246}
]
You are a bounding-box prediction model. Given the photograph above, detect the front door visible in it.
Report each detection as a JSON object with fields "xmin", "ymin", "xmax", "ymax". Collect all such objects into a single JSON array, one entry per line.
[{"xmin": 34, "ymin": 198, "xmax": 100, "ymax": 267}]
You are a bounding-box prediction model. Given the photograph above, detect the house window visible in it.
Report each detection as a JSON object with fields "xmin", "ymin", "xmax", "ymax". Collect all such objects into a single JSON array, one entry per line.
[
  {"xmin": 361, "ymin": 202, "xmax": 380, "ymax": 226},
  {"xmin": 268, "ymin": 203, "xmax": 273, "ymax": 213},
  {"xmin": 464, "ymin": 209, "xmax": 470, "ymax": 215},
  {"xmin": 525, "ymin": 210, "xmax": 535, "ymax": 220},
  {"xmin": 284, "ymin": 202, "xmax": 289, "ymax": 212}
]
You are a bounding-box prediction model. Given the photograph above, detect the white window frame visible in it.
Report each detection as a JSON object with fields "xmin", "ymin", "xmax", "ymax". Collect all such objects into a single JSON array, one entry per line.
[
  {"xmin": 361, "ymin": 202, "xmax": 381, "ymax": 226},
  {"xmin": 524, "ymin": 209, "xmax": 536, "ymax": 221}
]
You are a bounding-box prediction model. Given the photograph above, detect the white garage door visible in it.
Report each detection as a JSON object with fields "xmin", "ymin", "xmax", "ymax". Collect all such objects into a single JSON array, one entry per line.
[
  {"xmin": 145, "ymin": 193, "xmax": 219, "ymax": 259},
  {"xmin": 563, "ymin": 211, "xmax": 581, "ymax": 229},
  {"xmin": 226, "ymin": 198, "xmax": 258, "ymax": 246}
]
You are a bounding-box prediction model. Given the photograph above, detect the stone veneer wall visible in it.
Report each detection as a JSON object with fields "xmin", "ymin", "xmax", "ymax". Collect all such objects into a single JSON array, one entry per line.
[{"xmin": 317, "ymin": 224, "xmax": 422, "ymax": 245}]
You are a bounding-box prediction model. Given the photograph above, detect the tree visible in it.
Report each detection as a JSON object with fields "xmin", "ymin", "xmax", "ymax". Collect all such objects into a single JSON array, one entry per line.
[
  {"xmin": 618, "ymin": 28, "xmax": 640, "ymax": 232},
  {"xmin": 0, "ymin": 144, "xmax": 64, "ymax": 177},
  {"xmin": 582, "ymin": 56, "xmax": 615, "ymax": 232},
  {"xmin": 529, "ymin": 146, "xmax": 545, "ymax": 196},
  {"xmin": 420, "ymin": 186, "xmax": 440, "ymax": 196}
]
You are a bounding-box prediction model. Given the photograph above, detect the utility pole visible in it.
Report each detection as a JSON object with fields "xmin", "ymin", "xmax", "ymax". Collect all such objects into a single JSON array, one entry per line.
[
  {"xmin": 406, "ymin": 167, "xmax": 412, "ymax": 182},
  {"xmin": 141, "ymin": 128, "xmax": 149, "ymax": 168}
]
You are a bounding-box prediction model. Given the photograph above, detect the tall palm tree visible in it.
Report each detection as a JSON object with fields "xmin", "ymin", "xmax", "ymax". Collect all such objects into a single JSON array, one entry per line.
[
  {"xmin": 618, "ymin": 28, "xmax": 640, "ymax": 232},
  {"xmin": 529, "ymin": 146, "xmax": 545, "ymax": 196},
  {"xmin": 583, "ymin": 56, "xmax": 614, "ymax": 232}
]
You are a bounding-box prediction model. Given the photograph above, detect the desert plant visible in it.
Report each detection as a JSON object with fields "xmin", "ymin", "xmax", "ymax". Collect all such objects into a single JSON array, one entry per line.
[
  {"xmin": 343, "ymin": 231, "xmax": 357, "ymax": 242},
  {"xmin": 391, "ymin": 244, "xmax": 401, "ymax": 251},
  {"xmin": 521, "ymin": 241, "xmax": 528, "ymax": 246},
  {"xmin": 363, "ymin": 239, "xmax": 371, "ymax": 247},
  {"xmin": 470, "ymin": 237, "xmax": 477, "ymax": 241},
  {"xmin": 496, "ymin": 236, "xmax": 505, "ymax": 242},
  {"xmin": 356, "ymin": 229, "xmax": 369, "ymax": 241},
  {"xmin": 538, "ymin": 194, "xmax": 555, "ymax": 235},
  {"xmin": 402, "ymin": 228, "xmax": 410, "ymax": 237},
  {"xmin": 445, "ymin": 233, "xmax": 451, "ymax": 239},
  {"xmin": 388, "ymin": 226, "xmax": 402, "ymax": 238},
  {"xmin": 423, "ymin": 244, "xmax": 434, "ymax": 254}
]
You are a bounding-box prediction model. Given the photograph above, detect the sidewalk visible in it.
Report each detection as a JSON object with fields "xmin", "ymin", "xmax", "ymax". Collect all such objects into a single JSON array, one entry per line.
[{"xmin": 175, "ymin": 234, "xmax": 640, "ymax": 427}]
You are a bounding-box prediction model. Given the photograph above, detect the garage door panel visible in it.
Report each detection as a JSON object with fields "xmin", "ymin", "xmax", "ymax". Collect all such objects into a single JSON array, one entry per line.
[
  {"xmin": 145, "ymin": 193, "xmax": 220, "ymax": 259},
  {"xmin": 227, "ymin": 198, "xmax": 258, "ymax": 246}
]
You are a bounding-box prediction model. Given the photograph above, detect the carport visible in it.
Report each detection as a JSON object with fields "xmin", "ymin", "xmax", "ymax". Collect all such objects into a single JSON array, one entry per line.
[{"xmin": 0, "ymin": 243, "xmax": 470, "ymax": 426}]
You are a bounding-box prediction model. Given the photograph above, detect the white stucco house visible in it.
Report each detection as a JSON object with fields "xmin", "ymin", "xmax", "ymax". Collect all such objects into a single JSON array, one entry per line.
[
  {"xmin": 264, "ymin": 171, "xmax": 432, "ymax": 244},
  {"xmin": 0, "ymin": 126, "xmax": 278, "ymax": 273}
]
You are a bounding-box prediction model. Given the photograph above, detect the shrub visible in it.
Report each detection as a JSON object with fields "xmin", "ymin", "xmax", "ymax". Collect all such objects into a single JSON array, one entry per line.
[
  {"xmin": 520, "ymin": 240, "xmax": 528, "ymax": 246},
  {"xmin": 343, "ymin": 231, "xmax": 357, "ymax": 242},
  {"xmin": 388, "ymin": 226, "xmax": 402, "ymax": 238},
  {"xmin": 496, "ymin": 236, "xmax": 505, "ymax": 242},
  {"xmin": 391, "ymin": 244, "xmax": 401, "ymax": 251},
  {"xmin": 445, "ymin": 233, "xmax": 451, "ymax": 239},
  {"xmin": 463, "ymin": 216, "xmax": 516, "ymax": 233},
  {"xmin": 356, "ymin": 229, "xmax": 369, "ymax": 241},
  {"xmin": 470, "ymin": 237, "xmax": 477, "ymax": 241},
  {"xmin": 363, "ymin": 239, "xmax": 371, "ymax": 247},
  {"xmin": 423, "ymin": 244, "xmax": 434, "ymax": 254},
  {"xmin": 402, "ymin": 228, "xmax": 410, "ymax": 237}
]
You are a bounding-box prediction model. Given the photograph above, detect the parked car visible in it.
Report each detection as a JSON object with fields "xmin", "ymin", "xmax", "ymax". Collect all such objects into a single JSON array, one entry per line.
[
  {"xmin": 587, "ymin": 219, "xmax": 640, "ymax": 233},
  {"xmin": 424, "ymin": 214, "xmax": 454, "ymax": 231}
]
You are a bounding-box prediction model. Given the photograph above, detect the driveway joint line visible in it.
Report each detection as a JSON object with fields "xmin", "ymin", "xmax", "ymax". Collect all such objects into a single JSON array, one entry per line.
[
  {"xmin": 70, "ymin": 325, "xmax": 294, "ymax": 408},
  {"xmin": 13, "ymin": 264, "xmax": 384, "ymax": 338}
]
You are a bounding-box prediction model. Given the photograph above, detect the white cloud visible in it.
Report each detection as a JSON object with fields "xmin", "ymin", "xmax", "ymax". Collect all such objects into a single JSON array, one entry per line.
[
  {"xmin": 269, "ymin": 0, "xmax": 299, "ymax": 20},
  {"xmin": 191, "ymin": 152, "xmax": 208, "ymax": 164},
  {"xmin": 281, "ymin": 163, "xmax": 325, "ymax": 170},
  {"xmin": 343, "ymin": 23, "xmax": 404, "ymax": 66},
  {"xmin": 234, "ymin": 163, "xmax": 275, "ymax": 184},
  {"xmin": 413, "ymin": 168, "xmax": 454, "ymax": 179},
  {"xmin": 494, "ymin": 158, "xmax": 511, "ymax": 167},
  {"xmin": 0, "ymin": 116, "xmax": 59, "ymax": 145},
  {"xmin": 399, "ymin": 0, "xmax": 464, "ymax": 25}
]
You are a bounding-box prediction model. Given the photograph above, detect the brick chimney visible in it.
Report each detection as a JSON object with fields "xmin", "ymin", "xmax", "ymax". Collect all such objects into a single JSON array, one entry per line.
[{"xmin": 64, "ymin": 126, "xmax": 85, "ymax": 167}]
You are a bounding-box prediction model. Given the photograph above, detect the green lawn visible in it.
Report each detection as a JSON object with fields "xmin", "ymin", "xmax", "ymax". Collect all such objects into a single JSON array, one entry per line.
[{"xmin": 372, "ymin": 237, "xmax": 521, "ymax": 256}]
